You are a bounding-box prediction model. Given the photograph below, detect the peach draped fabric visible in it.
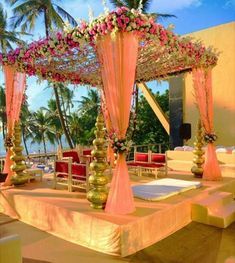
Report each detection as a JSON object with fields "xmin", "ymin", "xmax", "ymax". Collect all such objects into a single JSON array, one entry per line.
[
  {"xmin": 97, "ymin": 32, "xmax": 139, "ymax": 214},
  {"xmin": 193, "ymin": 68, "xmax": 221, "ymax": 180},
  {"xmin": 3, "ymin": 66, "xmax": 26, "ymax": 185}
]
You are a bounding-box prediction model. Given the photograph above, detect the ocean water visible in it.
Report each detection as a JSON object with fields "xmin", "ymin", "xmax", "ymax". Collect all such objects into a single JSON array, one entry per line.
[{"xmin": 0, "ymin": 133, "xmax": 68, "ymax": 157}]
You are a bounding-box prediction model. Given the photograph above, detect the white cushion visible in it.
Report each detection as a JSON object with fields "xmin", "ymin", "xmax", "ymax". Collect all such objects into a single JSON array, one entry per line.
[
  {"xmin": 183, "ymin": 146, "xmax": 194, "ymax": 151},
  {"xmin": 174, "ymin": 146, "xmax": 184, "ymax": 151},
  {"xmin": 132, "ymin": 179, "xmax": 202, "ymax": 201},
  {"xmin": 216, "ymin": 148, "xmax": 227, "ymax": 153}
]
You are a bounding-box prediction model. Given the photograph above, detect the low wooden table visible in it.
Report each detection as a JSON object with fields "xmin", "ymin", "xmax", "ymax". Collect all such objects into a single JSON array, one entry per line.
[{"xmin": 26, "ymin": 168, "xmax": 43, "ymax": 182}]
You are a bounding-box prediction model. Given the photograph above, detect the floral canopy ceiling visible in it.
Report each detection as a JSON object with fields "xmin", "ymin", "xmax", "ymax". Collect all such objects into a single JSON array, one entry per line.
[{"xmin": 0, "ymin": 7, "xmax": 218, "ymax": 86}]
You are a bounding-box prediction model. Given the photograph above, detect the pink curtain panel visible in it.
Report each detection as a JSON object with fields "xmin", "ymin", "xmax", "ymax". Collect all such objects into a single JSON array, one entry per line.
[
  {"xmin": 193, "ymin": 68, "xmax": 222, "ymax": 181},
  {"xmin": 3, "ymin": 66, "xmax": 26, "ymax": 185},
  {"xmin": 97, "ymin": 32, "xmax": 139, "ymax": 214}
]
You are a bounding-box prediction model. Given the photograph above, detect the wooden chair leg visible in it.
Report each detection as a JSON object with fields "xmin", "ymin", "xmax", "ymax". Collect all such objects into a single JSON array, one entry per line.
[
  {"xmin": 68, "ymin": 158, "xmax": 72, "ymax": 192},
  {"xmin": 68, "ymin": 181, "xmax": 72, "ymax": 192},
  {"xmin": 52, "ymin": 172, "xmax": 56, "ymax": 189},
  {"xmin": 154, "ymin": 169, "xmax": 158, "ymax": 179}
]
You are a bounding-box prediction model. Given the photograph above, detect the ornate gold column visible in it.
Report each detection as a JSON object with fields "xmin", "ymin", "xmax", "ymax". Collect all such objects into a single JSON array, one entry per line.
[
  {"xmin": 11, "ymin": 121, "xmax": 28, "ymax": 185},
  {"xmin": 87, "ymin": 113, "xmax": 109, "ymax": 209},
  {"xmin": 191, "ymin": 120, "xmax": 205, "ymax": 178}
]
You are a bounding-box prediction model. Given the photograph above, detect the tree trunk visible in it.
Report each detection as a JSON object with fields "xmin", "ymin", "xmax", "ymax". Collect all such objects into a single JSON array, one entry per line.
[
  {"xmin": 132, "ymin": 85, "xmax": 139, "ymax": 140},
  {"xmin": 60, "ymin": 91, "xmax": 70, "ymax": 132},
  {"xmin": 43, "ymin": 10, "xmax": 73, "ymax": 149},
  {"xmin": 42, "ymin": 134, "xmax": 47, "ymax": 155},
  {"xmin": 59, "ymin": 136, "xmax": 63, "ymax": 149},
  {"xmin": 22, "ymin": 128, "xmax": 29, "ymax": 156},
  {"xmin": 59, "ymin": 89, "xmax": 74, "ymax": 145},
  {"xmin": 44, "ymin": 8, "xmax": 49, "ymax": 37},
  {"xmin": 53, "ymin": 85, "xmax": 74, "ymax": 148}
]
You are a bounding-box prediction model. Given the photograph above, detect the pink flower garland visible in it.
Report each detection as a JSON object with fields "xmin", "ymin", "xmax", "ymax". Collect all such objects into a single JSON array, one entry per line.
[{"xmin": 0, "ymin": 7, "xmax": 218, "ymax": 85}]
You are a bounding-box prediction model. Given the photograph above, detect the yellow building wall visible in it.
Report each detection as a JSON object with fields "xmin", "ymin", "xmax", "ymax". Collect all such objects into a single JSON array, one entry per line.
[{"xmin": 184, "ymin": 22, "xmax": 235, "ymax": 146}]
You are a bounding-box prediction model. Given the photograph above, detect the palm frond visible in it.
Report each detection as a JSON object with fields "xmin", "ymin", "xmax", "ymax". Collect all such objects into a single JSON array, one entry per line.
[
  {"xmin": 12, "ymin": 1, "xmax": 36, "ymax": 14},
  {"xmin": 10, "ymin": 14, "xmax": 27, "ymax": 29},
  {"xmin": 54, "ymin": 5, "xmax": 78, "ymax": 27},
  {"xmin": 0, "ymin": 4, "xmax": 7, "ymax": 30},
  {"xmin": 47, "ymin": 5, "xmax": 64, "ymax": 30},
  {"xmin": 154, "ymin": 13, "xmax": 177, "ymax": 21},
  {"xmin": 142, "ymin": 0, "xmax": 151, "ymax": 12},
  {"xmin": 6, "ymin": 0, "xmax": 18, "ymax": 5},
  {"xmin": 109, "ymin": 0, "xmax": 125, "ymax": 8}
]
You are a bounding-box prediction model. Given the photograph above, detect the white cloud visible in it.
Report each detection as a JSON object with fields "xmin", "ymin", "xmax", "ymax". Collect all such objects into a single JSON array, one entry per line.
[
  {"xmin": 225, "ymin": 0, "xmax": 235, "ymax": 8},
  {"xmin": 150, "ymin": 0, "xmax": 202, "ymax": 12}
]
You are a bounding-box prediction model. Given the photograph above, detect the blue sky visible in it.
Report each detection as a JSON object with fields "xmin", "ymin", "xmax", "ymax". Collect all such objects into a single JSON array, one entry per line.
[{"xmin": 0, "ymin": 0, "xmax": 235, "ymax": 111}]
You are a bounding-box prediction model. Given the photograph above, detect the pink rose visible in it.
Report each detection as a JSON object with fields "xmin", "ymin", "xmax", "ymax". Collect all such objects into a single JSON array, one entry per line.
[
  {"xmin": 116, "ymin": 8, "xmax": 123, "ymax": 15},
  {"xmin": 101, "ymin": 23, "xmax": 107, "ymax": 31},
  {"xmin": 125, "ymin": 17, "xmax": 130, "ymax": 23}
]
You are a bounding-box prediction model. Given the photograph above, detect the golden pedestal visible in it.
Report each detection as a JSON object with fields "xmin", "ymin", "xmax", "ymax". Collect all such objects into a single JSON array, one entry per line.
[
  {"xmin": 191, "ymin": 120, "xmax": 205, "ymax": 178},
  {"xmin": 10, "ymin": 122, "xmax": 28, "ymax": 185},
  {"xmin": 87, "ymin": 113, "xmax": 109, "ymax": 209}
]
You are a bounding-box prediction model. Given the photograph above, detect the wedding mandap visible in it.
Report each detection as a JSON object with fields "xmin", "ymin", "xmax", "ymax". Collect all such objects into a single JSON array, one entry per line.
[{"xmin": 0, "ymin": 7, "xmax": 222, "ymax": 216}]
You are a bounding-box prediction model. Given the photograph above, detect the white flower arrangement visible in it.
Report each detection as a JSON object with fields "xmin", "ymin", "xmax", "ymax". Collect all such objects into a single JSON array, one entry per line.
[{"xmin": 109, "ymin": 133, "xmax": 132, "ymax": 154}]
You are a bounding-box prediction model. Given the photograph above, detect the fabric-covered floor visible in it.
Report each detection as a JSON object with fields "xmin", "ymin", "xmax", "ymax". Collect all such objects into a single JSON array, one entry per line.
[
  {"xmin": 1, "ymin": 174, "xmax": 235, "ymax": 257},
  {"xmin": 0, "ymin": 175, "xmax": 235, "ymax": 263},
  {"xmin": 1, "ymin": 212, "xmax": 235, "ymax": 263}
]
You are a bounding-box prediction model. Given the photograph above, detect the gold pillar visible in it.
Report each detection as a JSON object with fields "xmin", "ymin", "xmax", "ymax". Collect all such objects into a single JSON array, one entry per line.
[
  {"xmin": 87, "ymin": 113, "xmax": 109, "ymax": 209},
  {"xmin": 11, "ymin": 121, "xmax": 28, "ymax": 185},
  {"xmin": 191, "ymin": 120, "xmax": 205, "ymax": 178}
]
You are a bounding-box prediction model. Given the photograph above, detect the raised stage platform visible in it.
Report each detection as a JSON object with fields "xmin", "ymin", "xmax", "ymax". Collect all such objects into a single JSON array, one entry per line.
[{"xmin": 1, "ymin": 174, "xmax": 235, "ymax": 257}]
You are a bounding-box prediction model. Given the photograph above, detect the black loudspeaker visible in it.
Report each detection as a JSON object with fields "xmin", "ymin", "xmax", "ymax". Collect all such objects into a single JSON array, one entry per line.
[{"xmin": 179, "ymin": 123, "xmax": 191, "ymax": 140}]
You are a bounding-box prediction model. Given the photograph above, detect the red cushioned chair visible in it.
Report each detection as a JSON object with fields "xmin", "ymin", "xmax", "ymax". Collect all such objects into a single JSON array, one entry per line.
[
  {"xmin": 80, "ymin": 148, "xmax": 93, "ymax": 164},
  {"xmin": 140, "ymin": 152, "xmax": 165, "ymax": 178},
  {"xmin": 53, "ymin": 158, "xmax": 72, "ymax": 191},
  {"xmin": 62, "ymin": 150, "xmax": 80, "ymax": 163},
  {"xmin": 127, "ymin": 151, "xmax": 166, "ymax": 178},
  {"xmin": 53, "ymin": 158, "xmax": 89, "ymax": 192},
  {"xmin": 82, "ymin": 149, "xmax": 92, "ymax": 156},
  {"xmin": 127, "ymin": 151, "xmax": 150, "ymax": 176},
  {"xmin": 71, "ymin": 162, "xmax": 89, "ymax": 191},
  {"xmin": 151, "ymin": 153, "xmax": 166, "ymax": 164},
  {"xmin": 135, "ymin": 152, "xmax": 149, "ymax": 162}
]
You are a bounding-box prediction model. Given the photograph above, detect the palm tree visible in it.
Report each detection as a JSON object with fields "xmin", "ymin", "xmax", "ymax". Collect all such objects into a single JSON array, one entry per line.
[
  {"xmin": 56, "ymin": 84, "xmax": 74, "ymax": 144},
  {"xmin": 9, "ymin": 0, "xmax": 77, "ymax": 36},
  {"xmin": 10, "ymin": 0, "xmax": 77, "ymax": 149},
  {"xmin": 110, "ymin": 0, "xmax": 176, "ymax": 20},
  {"xmin": 31, "ymin": 108, "xmax": 56, "ymax": 155},
  {"xmin": 79, "ymin": 89, "xmax": 100, "ymax": 115},
  {"xmin": 20, "ymin": 102, "xmax": 33, "ymax": 156},
  {"xmin": 43, "ymin": 98, "xmax": 64, "ymax": 148},
  {"xmin": 0, "ymin": 3, "xmax": 25, "ymax": 54},
  {"xmin": 67, "ymin": 112, "xmax": 82, "ymax": 146},
  {"xmin": 59, "ymin": 85, "xmax": 74, "ymax": 116},
  {"xmin": 77, "ymin": 89, "xmax": 100, "ymax": 145}
]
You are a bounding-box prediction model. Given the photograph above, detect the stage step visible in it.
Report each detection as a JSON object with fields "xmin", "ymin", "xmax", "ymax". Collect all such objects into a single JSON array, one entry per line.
[
  {"xmin": 209, "ymin": 202, "xmax": 235, "ymax": 228},
  {"xmin": 191, "ymin": 191, "xmax": 235, "ymax": 228}
]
